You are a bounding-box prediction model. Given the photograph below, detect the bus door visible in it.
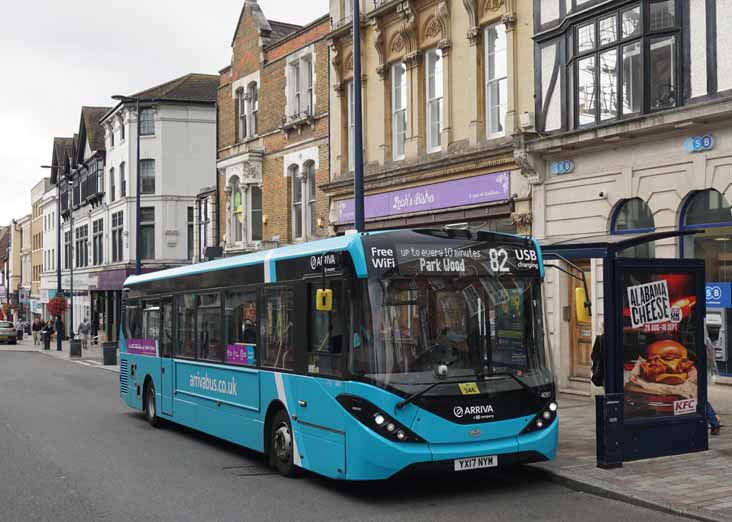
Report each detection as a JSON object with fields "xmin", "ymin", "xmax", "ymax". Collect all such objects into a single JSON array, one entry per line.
[
  {"xmin": 296, "ymin": 279, "xmax": 347, "ymax": 478},
  {"xmin": 160, "ymin": 297, "xmax": 174, "ymax": 416}
]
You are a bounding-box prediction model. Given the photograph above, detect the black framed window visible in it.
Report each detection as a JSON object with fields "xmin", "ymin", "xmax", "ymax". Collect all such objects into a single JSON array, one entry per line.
[
  {"xmin": 140, "ymin": 109, "xmax": 155, "ymax": 136},
  {"xmin": 110, "ymin": 167, "xmax": 116, "ymax": 202},
  {"xmin": 112, "ymin": 211, "xmax": 123, "ymax": 262},
  {"xmin": 187, "ymin": 206, "xmax": 194, "ymax": 260},
  {"xmin": 75, "ymin": 224, "xmax": 88, "ymax": 268},
  {"xmin": 64, "ymin": 230, "xmax": 71, "ymax": 269},
  {"xmin": 143, "ymin": 302, "xmax": 160, "ymax": 340},
  {"xmin": 140, "ymin": 159, "xmax": 155, "ymax": 195},
  {"xmin": 161, "ymin": 297, "xmax": 174, "ymax": 357},
  {"xmin": 120, "ymin": 162, "xmax": 126, "ymax": 197},
  {"xmin": 92, "ymin": 219, "xmax": 103, "ymax": 265},
  {"xmin": 140, "ymin": 207, "xmax": 155, "ymax": 260},
  {"xmin": 569, "ymin": 0, "xmax": 679, "ymax": 129}
]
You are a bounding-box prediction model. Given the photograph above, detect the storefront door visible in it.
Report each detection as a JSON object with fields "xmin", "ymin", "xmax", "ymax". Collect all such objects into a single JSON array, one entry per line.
[{"xmin": 570, "ymin": 262, "xmax": 593, "ymax": 379}]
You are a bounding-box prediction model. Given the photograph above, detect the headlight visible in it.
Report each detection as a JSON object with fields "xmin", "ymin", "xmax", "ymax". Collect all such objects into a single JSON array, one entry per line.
[
  {"xmin": 336, "ymin": 394, "xmax": 425, "ymax": 443},
  {"xmin": 521, "ymin": 400, "xmax": 558, "ymax": 434}
]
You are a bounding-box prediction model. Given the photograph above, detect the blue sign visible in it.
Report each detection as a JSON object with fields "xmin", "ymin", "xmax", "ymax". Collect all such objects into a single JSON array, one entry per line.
[
  {"xmin": 550, "ymin": 160, "xmax": 574, "ymax": 175},
  {"xmin": 685, "ymin": 135, "xmax": 714, "ymax": 153},
  {"xmin": 706, "ymin": 282, "xmax": 732, "ymax": 308}
]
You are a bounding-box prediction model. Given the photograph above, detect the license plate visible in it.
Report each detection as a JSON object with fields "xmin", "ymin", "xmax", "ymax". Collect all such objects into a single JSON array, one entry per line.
[{"xmin": 454, "ymin": 455, "xmax": 498, "ymax": 471}]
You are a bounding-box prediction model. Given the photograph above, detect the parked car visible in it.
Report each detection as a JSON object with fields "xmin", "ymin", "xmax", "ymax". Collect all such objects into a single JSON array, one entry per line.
[{"xmin": 0, "ymin": 321, "xmax": 17, "ymax": 345}]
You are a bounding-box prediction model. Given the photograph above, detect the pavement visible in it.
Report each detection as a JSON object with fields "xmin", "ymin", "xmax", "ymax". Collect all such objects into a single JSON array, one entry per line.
[
  {"xmin": 537, "ymin": 393, "xmax": 732, "ymax": 522},
  {"xmin": 1, "ymin": 335, "xmax": 120, "ymax": 373}
]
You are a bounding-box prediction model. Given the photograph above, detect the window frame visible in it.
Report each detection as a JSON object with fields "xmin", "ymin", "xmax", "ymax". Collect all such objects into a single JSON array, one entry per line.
[
  {"xmin": 568, "ymin": 0, "xmax": 681, "ymax": 130},
  {"xmin": 291, "ymin": 165, "xmax": 303, "ymax": 240},
  {"xmin": 391, "ymin": 61, "xmax": 408, "ymax": 161},
  {"xmin": 140, "ymin": 206, "xmax": 155, "ymax": 260},
  {"xmin": 111, "ymin": 211, "xmax": 124, "ymax": 263},
  {"xmin": 139, "ymin": 108, "xmax": 155, "ymax": 136},
  {"xmin": 140, "ymin": 159, "xmax": 155, "ymax": 195},
  {"xmin": 92, "ymin": 218, "xmax": 104, "ymax": 266},
  {"xmin": 484, "ymin": 22, "xmax": 508, "ymax": 138},
  {"xmin": 425, "ymin": 48, "xmax": 444, "ymax": 153},
  {"xmin": 346, "ymin": 80, "xmax": 355, "ymax": 172},
  {"xmin": 237, "ymin": 88, "xmax": 247, "ymax": 141},
  {"xmin": 249, "ymin": 185, "xmax": 263, "ymax": 243}
]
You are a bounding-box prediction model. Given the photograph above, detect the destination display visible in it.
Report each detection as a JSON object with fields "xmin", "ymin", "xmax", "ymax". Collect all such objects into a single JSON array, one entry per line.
[{"xmin": 363, "ymin": 232, "xmax": 540, "ymax": 278}]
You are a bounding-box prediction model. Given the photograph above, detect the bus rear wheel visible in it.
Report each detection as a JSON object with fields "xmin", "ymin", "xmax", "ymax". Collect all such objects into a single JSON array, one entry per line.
[
  {"xmin": 144, "ymin": 381, "xmax": 159, "ymax": 428},
  {"xmin": 269, "ymin": 409, "xmax": 299, "ymax": 477}
]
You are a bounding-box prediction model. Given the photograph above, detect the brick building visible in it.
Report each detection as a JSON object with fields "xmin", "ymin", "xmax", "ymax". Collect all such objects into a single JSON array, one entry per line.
[{"xmin": 217, "ymin": 1, "xmax": 330, "ymax": 254}]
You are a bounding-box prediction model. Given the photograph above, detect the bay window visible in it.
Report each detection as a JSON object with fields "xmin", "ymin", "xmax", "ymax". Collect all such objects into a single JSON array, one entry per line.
[{"xmin": 568, "ymin": 0, "xmax": 679, "ymax": 129}]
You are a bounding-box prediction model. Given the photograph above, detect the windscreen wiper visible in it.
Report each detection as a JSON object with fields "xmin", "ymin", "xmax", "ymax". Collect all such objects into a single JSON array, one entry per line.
[
  {"xmin": 395, "ymin": 372, "xmax": 538, "ymax": 411},
  {"xmin": 482, "ymin": 372, "xmax": 540, "ymax": 397},
  {"xmin": 395, "ymin": 379, "xmax": 475, "ymax": 410}
]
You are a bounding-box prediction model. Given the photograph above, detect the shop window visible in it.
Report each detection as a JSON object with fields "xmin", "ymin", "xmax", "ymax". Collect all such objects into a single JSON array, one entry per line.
[
  {"xmin": 261, "ymin": 286, "xmax": 295, "ymax": 370},
  {"xmin": 611, "ymin": 198, "xmax": 655, "ymax": 257},
  {"xmin": 681, "ymin": 189, "xmax": 732, "ymax": 280},
  {"xmin": 681, "ymin": 189, "xmax": 732, "ymax": 376}
]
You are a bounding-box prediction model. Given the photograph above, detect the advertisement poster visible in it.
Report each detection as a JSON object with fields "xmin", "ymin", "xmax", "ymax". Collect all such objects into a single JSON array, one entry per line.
[{"xmin": 623, "ymin": 272, "xmax": 700, "ymax": 419}]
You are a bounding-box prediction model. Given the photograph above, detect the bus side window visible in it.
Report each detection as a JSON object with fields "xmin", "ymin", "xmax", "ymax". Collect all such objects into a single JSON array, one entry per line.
[
  {"xmin": 308, "ymin": 280, "xmax": 344, "ymax": 377},
  {"xmin": 224, "ymin": 290, "xmax": 257, "ymax": 366},
  {"xmin": 262, "ymin": 286, "xmax": 295, "ymax": 370},
  {"xmin": 175, "ymin": 295, "xmax": 196, "ymax": 359},
  {"xmin": 125, "ymin": 300, "xmax": 142, "ymax": 340},
  {"xmin": 143, "ymin": 302, "xmax": 160, "ymax": 339},
  {"xmin": 198, "ymin": 293, "xmax": 224, "ymax": 363}
]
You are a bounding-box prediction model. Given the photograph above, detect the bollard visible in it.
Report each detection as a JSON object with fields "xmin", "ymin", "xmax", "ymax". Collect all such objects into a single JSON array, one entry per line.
[
  {"xmin": 102, "ymin": 341, "xmax": 118, "ymax": 366},
  {"xmin": 69, "ymin": 339, "xmax": 82, "ymax": 358}
]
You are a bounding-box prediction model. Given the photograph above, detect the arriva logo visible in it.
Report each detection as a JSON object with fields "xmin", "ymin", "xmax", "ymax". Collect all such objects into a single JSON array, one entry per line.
[{"xmin": 453, "ymin": 405, "xmax": 494, "ymax": 418}]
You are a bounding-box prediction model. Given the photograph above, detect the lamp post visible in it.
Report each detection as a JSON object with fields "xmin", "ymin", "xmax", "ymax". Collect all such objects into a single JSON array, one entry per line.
[
  {"xmin": 40, "ymin": 164, "xmax": 66, "ymax": 350},
  {"xmin": 352, "ymin": 0, "xmax": 365, "ymax": 233},
  {"xmin": 111, "ymin": 95, "xmax": 142, "ymax": 275}
]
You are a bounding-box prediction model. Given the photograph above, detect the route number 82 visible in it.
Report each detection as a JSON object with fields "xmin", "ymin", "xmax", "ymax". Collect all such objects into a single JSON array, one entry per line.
[{"xmin": 488, "ymin": 248, "xmax": 510, "ymax": 273}]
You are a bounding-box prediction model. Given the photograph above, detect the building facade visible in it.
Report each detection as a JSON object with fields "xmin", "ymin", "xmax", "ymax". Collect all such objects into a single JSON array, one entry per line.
[
  {"xmin": 217, "ymin": 1, "xmax": 331, "ymax": 254},
  {"xmin": 39, "ymin": 177, "xmax": 58, "ymax": 321},
  {"xmin": 324, "ymin": 0, "xmax": 534, "ymax": 235},
  {"xmin": 18, "ymin": 214, "xmax": 31, "ymax": 321},
  {"xmin": 520, "ymin": 0, "xmax": 732, "ymax": 390},
  {"xmin": 30, "ymin": 178, "xmax": 50, "ymax": 319}
]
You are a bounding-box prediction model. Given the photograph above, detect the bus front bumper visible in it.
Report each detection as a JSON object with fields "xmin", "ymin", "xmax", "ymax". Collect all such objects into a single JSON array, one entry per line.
[{"xmin": 346, "ymin": 417, "xmax": 558, "ymax": 480}]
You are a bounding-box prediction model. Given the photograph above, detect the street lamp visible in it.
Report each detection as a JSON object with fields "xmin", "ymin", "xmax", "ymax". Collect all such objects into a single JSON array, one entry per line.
[
  {"xmin": 111, "ymin": 95, "xmax": 142, "ymax": 276},
  {"xmin": 40, "ymin": 164, "xmax": 68, "ymax": 350}
]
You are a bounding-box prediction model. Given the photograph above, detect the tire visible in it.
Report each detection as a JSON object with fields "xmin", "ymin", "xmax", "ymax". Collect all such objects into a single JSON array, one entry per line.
[
  {"xmin": 144, "ymin": 381, "xmax": 160, "ymax": 428},
  {"xmin": 269, "ymin": 409, "xmax": 300, "ymax": 477}
]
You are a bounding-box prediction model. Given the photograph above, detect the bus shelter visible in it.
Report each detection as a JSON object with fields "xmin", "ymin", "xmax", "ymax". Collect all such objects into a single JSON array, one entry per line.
[{"xmin": 542, "ymin": 231, "xmax": 708, "ymax": 467}]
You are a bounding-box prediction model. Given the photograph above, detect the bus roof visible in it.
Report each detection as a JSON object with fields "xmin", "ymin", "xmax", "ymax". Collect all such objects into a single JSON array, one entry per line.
[
  {"xmin": 124, "ymin": 233, "xmax": 369, "ymax": 287},
  {"xmin": 124, "ymin": 229, "xmax": 540, "ymax": 288}
]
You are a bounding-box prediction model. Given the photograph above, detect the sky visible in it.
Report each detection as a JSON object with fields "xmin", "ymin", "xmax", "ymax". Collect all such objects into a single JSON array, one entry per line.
[{"xmin": 0, "ymin": 0, "xmax": 329, "ymax": 225}]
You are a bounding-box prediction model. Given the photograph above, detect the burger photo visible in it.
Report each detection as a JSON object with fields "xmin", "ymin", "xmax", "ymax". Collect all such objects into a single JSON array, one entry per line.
[{"xmin": 625, "ymin": 339, "xmax": 697, "ymax": 398}]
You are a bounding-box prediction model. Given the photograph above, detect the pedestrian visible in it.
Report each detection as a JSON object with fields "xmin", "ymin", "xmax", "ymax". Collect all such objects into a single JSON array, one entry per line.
[
  {"xmin": 704, "ymin": 320, "xmax": 722, "ymax": 435},
  {"xmin": 32, "ymin": 319, "xmax": 42, "ymax": 345},
  {"xmin": 590, "ymin": 325, "xmax": 604, "ymax": 389},
  {"xmin": 79, "ymin": 317, "xmax": 90, "ymax": 350}
]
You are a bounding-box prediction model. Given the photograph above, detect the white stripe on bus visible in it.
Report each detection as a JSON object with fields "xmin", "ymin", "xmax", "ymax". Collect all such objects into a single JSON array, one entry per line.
[{"xmin": 274, "ymin": 372, "xmax": 302, "ymax": 467}]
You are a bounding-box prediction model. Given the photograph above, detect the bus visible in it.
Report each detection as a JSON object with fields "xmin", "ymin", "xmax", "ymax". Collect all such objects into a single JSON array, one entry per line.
[{"xmin": 119, "ymin": 229, "xmax": 557, "ymax": 480}]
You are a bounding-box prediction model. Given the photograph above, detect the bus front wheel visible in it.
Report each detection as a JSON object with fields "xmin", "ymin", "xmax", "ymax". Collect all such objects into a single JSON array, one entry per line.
[
  {"xmin": 144, "ymin": 380, "xmax": 160, "ymax": 428},
  {"xmin": 269, "ymin": 409, "xmax": 299, "ymax": 477}
]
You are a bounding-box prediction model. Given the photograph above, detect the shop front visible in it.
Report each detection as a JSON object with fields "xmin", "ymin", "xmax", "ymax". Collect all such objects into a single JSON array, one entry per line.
[
  {"xmin": 90, "ymin": 268, "xmax": 133, "ymax": 343},
  {"xmin": 330, "ymin": 169, "xmax": 524, "ymax": 235},
  {"xmin": 528, "ymin": 123, "xmax": 732, "ymax": 392}
]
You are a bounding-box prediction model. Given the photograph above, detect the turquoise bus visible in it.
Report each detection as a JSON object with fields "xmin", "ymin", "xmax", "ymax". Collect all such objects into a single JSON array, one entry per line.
[{"xmin": 119, "ymin": 229, "xmax": 557, "ymax": 480}]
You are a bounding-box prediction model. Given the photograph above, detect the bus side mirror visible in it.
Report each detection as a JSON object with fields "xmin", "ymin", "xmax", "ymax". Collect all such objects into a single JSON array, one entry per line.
[
  {"xmin": 316, "ymin": 289, "xmax": 333, "ymax": 312},
  {"xmin": 575, "ymin": 287, "xmax": 591, "ymax": 322}
]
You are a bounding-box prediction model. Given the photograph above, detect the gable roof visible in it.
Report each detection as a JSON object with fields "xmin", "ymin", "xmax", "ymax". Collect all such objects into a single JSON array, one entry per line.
[
  {"xmin": 81, "ymin": 107, "xmax": 110, "ymax": 153},
  {"xmin": 268, "ymin": 20, "xmax": 302, "ymax": 45},
  {"xmin": 51, "ymin": 137, "xmax": 74, "ymax": 184},
  {"xmin": 131, "ymin": 73, "xmax": 219, "ymax": 104}
]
